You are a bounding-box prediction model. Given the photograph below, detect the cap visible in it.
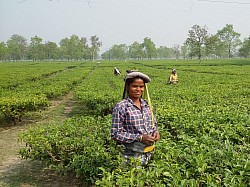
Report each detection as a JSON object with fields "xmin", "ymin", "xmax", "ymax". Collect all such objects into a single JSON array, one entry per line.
[{"xmin": 125, "ymin": 71, "xmax": 151, "ymax": 83}]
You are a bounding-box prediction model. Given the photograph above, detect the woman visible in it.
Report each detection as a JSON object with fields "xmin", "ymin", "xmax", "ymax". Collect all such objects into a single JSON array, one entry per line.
[
  {"xmin": 168, "ymin": 69, "xmax": 178, "ymax": 84},
  {"xmin": 111, "ymin": 71, "xmax": 160, "ymax": 166}
]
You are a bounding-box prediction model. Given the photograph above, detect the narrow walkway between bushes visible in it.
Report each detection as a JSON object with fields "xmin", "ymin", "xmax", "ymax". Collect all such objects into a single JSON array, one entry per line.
[{"xmin": 0, "ymin": 92, "xmax": 84, "ymax": 187}]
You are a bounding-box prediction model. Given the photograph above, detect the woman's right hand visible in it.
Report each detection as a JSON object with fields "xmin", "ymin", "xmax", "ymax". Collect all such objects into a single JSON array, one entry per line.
[{"xmin": 141, "ymin": 134, "xmax": 155, "ymax": 144}]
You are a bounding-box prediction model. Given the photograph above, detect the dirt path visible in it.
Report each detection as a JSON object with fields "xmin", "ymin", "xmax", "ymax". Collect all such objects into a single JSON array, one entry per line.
[{"xmin": 0, "ymin": 92, "xmax": 83, "ymax": 187}]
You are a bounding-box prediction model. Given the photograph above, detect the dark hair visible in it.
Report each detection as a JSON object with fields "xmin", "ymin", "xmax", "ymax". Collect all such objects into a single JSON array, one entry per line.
[
  {"xmin": 126, "ymin": 70, "xmax": 133, "ymax": 74},
  {"xmin": 125, "ymin": 76, "xmax": 146, "ymax": 86},
  {"xmin": 122, "ymin": 77, "xmax": 144, "ymax": 99},
  {"xmin": 122, "ymin": 77, "xmax": 145, "ymax": 99}
]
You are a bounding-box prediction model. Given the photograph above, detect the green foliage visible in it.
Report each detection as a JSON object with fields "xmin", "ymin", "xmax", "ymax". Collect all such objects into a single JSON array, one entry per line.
[
  {"xmin": 0, "ymin": 93, "xmax": 48, "ymax": 125},
  {"xmin": 239, "ymin": 36, "xmax": 250, "ymax": 58},
  {"xmin": 75, "ymin": 63, "xmax": 122, "ymax": 116},
  {"xmin": 217, "ymin": 24, "xmax": 241, "ymax": 58},
  {"xmin": 0, "ymin": 62, "xmax": 93, "ymax": 125},
  {"xmin": 1, "ymin": 59, "xmax": 248, "ymax": 186},
  {"xmin": 19, "ymin": 115, "xmax": 120, "ymax": 185}
]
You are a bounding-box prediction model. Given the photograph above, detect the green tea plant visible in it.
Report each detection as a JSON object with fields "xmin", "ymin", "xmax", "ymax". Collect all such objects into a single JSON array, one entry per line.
[
  {"xmin": 0, "ymin": 61, "xmax": 95, "ymax": 124},
  {"xmin": 0, "ymin": 93, "xmax": 48, "ymax": 125},
  {"xmin": 19, "ymin": 115, "xmax": 120, "ymax": 185}
]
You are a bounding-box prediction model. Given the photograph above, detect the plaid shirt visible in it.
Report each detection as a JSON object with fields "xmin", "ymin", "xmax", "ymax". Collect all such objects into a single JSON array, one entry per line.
[{"xmin": 111, "ymin": 97, "xmax": 158, "ymax": 144}]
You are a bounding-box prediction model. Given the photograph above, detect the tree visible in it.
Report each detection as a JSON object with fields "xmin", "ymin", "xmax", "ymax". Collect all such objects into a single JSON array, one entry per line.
[
  {"xmin": 185, "ymin": 24, "xmax": 208, "ymax": 63},
  {"xmin": 101, "ymin": 50, "xmax": 110, "ymax": 60},
  {"xmin": 69, "ymin": 35, "xmax": 82, "ymax": 60},
  {"xmin": 59, "ymin": 35, "xmax": 83, "ymax": 61},
  {"xmin": 238, "ymin": 36, "xmax": 250, "ymax": 58},
  {"xmin": 59, "ymin": 37, "xmax": 71, "ymax": 60},
  {"xmin": 7, "ymin": 34, "xmax": 27, "ymax": 61},
  {"xmin": 44, "ymin": 41, "xmax": 58, "ymax": 60},
  {"xmin": 109, "ymin": 44, "xmax": 128, "ymax": 60},
  {"xmin": 128, "ymin": 41, "xmax": 144, "ymax": 60},
  {"xmin": 173, "ymin": 44, "xmax": 180, "ymax": 60},
  {"xmin": 89, "ymin": 35, "xmax": 102, "ymax": 62},
  {"xmin": 157, "ymin": 46, "xmax": 173, "ymax": 59},
  {"xmin": 216, "ymin": 24, "xmax": 241, "ymax": 58},
  {"xmin": 0, "ymin": 42, "xmax": 7, "ymax": 61},
  {"xmin": 205, "ymin": 34, "xmax": 224, "ymax": 58},
  {"xmin": 142, "ymin": 37, "xmax": 157, "ymax": 59},
  {"xmin": 28, "ymin": 36, "xmax": 44, "ymax": 61},
  {"xmin": 180, "ymin": 45, "xmax": 189, "ymax": 60},
  {"xmin": 80, "ymin": 37, "xmax": 89, "ymax": 60}
]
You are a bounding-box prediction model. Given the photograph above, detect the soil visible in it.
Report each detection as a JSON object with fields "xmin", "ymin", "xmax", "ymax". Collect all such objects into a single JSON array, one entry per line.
[{"xmin": 0, "ymin": 93, "xmax": 85, "ymax": 187}]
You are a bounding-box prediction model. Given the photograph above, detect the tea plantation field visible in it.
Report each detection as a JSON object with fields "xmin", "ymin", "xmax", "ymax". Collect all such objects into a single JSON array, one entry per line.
[{"xmin": 0, "ymin": 59, "xmax": 249, "ymax": 186}]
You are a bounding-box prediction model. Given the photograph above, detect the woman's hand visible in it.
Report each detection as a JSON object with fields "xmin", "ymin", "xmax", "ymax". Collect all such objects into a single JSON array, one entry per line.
[
  {"xmin": 141, "ymin": 131, "xmax": 160, "ymax": 144},
  {"xmin": 152, "ymin": 131, "xmax": 160, "ymax": 142},
  {"xmin": 141, "ymin": 134, "xmax": 155, "ymax": 144}
]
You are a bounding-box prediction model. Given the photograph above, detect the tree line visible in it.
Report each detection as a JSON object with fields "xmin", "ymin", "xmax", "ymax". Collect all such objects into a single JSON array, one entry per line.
[
  {"xmin": 103, "ymin": 24, "xmax": 250, "ymax": 62},
  {"xmin": 0, "ymin": 34, "xmax": 101, "ymax": 61},
  {"xmin": 0, "ymin": 24, "xmax": 250, "ymax": 62}
]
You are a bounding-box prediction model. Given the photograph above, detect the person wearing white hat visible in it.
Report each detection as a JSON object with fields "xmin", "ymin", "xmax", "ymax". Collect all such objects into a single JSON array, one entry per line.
[{"xmin": 111, "ymin": 71, "xmax": 160, "ymax": 166}]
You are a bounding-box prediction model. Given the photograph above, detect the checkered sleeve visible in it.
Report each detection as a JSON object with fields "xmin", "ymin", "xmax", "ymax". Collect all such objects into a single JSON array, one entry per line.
[{"xmin": 111, "ymin": 104, "xmax": 141, "ymax": 143}]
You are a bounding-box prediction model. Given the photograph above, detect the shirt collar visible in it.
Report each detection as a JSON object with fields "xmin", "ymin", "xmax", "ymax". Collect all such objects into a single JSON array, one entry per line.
[{"xmin": 126, "ymin": 97, "xmax": 148, "ymax": 108}]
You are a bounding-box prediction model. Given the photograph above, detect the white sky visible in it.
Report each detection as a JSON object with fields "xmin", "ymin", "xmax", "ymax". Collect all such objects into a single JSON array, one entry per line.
[{"xmin": 0, "ymin": 0, "xmax": 250, "ymax": 53}]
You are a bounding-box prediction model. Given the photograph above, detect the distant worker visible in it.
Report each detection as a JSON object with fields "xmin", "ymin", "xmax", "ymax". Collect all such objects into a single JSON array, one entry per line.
[
  {"xmin": 168, "ymin": 69, "xmax": 178, "ymax": 84},
  {"xmin": 114, "ymin": 67, "xmax": 121, "ymax": 76}
]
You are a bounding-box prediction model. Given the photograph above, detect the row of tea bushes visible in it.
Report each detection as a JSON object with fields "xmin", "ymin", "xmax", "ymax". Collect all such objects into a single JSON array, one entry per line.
[
  {"xmin": 18, "ymin": 59, "xmax": 250, "ymax": 186},
  {"xmin": 0, "ymin": 61, "xmax": 95, "ymax": 124}
]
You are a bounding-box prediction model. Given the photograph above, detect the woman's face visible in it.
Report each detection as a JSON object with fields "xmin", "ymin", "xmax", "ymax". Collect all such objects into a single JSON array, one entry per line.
[{"xmin": 127, "ymin": 78, "xmax": 145, "ymax": 100}]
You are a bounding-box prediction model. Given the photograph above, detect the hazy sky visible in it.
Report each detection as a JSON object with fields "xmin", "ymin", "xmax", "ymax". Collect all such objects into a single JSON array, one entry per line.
[{"xmin": 1, "ymin": 0, "xmax": 250, "ymax": 53}]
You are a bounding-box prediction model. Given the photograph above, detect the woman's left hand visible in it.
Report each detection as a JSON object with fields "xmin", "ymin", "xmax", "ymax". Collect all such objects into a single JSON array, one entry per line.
[{"xmin": 152, "ymin": 131, "xmax": 160, "ymax": 142}]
